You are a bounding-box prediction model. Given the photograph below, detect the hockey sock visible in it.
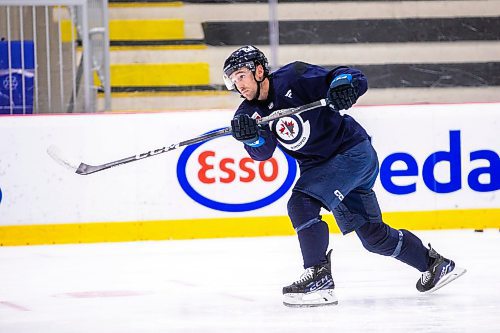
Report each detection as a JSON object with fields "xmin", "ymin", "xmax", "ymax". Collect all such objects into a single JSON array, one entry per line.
[
  {"xmin": 395, "ymin": 229, "xmax": 432, "ymax": 272},
  {"xmin": 297, "ymin": 219, "xmax": 330, "ymax": 268},
  {"xmin": 356, "ymin": 222, "xmax": 430, "ymax": 272},
  {"xmin": 287, "ymin": 191, "xmax": 330, "ymax": 268}
]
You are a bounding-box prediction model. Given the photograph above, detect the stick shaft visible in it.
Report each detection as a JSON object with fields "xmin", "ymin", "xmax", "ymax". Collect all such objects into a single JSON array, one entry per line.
[
  {"xmin": 258, "ymin": 99, "xmax": 326, "ymax": 125},
  {"xmin": 75, "ymin": 127, "xmax": 231, "ymax": 175},
  {"xmin": 75, "ymin": 99, "xmax": 327, "ymax": 175}
]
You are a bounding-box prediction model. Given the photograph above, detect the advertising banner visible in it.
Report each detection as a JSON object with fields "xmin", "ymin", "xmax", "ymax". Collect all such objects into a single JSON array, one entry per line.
[{"xmin": 0, "ymin": 103, "xmax": 498, "ymax": 244}]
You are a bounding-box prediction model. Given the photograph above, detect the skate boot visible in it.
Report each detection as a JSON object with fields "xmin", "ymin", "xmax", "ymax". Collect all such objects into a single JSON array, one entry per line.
[
  {"xmin": 416, "ymin": 244, "xmax": 466, "ymax": 293},
  {"xmin": 282, "ymin": 250, "xmax": 338, "ymax": 307}
]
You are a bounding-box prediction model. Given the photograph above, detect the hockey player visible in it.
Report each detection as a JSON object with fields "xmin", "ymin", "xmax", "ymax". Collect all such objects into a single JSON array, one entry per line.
[
  {"xmin": 223, "ymin": 45, "xmax": 465, "ymax": 306},
  {"xmin": 224, "ymin": 45, "xmax": 466, "ymax": 307}
]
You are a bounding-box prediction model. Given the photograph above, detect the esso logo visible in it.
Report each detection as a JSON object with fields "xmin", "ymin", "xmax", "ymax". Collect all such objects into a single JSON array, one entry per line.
[
  {"xmin": 0, "ymin": 186, "xmax": 2, "ymax": 204},
  {"xmin": 177, "ymin": 131, "xmax": 297, "ymax": 212}
]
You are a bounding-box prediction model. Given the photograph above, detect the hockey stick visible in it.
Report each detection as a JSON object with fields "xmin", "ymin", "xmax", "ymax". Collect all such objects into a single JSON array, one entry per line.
[{"xmin": 55, "ymin": 99, "xmax": 327, "ymax": 175}]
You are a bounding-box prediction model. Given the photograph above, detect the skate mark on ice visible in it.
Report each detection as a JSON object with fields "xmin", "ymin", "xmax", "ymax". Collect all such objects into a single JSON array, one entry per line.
[
  {"xmin": 54, "ymin": 290, "xmax": 152, "ymax": 298},
  {"xmin": 0, "ymin": 301, "xmax": 30, "ymax": 311}
]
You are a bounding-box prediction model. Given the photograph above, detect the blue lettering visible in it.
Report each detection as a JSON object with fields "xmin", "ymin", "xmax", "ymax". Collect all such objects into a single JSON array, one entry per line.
[
  {"xmin": 379, "ymin": 130, "xmax": 498, "ymax": 195},
  {"xmin": 0, "ymin": 186, "xmax": 2, "ymax": 204},
  {"xmin": 468, "ymin": 150, "xmax": 500, "ymax": 192},
  {"xmin": 380, "ymin": 153, "xmax": 418, "ymax": 194},
  {"xmin": 422, "ymin": 130, "xmax": 461, "ymax": 193}
]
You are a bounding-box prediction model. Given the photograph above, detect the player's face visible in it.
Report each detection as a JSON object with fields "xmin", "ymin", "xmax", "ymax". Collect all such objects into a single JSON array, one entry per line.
[{"xmin": 229, "ymin": 67, "xmax": 258, "ymax": 100}]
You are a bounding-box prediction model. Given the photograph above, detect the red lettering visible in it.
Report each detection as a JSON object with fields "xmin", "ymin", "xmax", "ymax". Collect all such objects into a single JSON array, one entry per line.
[
  {"xmin": 197, "ymin": 152, "xmax": 281, "ymax": 184},
  {"xmin": 259, "ymin": 158, "xmax": 278, "ymax": 182},
  {"xmin": 239, "ymin": 157, "xmax": 256, "ymax": 182},
  {"xmin": 220, "ymin": 158, "xmax": 236, "ymax": 183},
  {"xmin": 198, "ymin": 151, "xmax": 215, "ymax": 184}
]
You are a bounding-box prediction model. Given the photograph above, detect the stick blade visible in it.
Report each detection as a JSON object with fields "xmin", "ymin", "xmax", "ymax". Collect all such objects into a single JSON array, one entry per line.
[
  {"xmin": 46, "ymin": 145, "xmax": 79, "ymax": 173},
  {"xmin": 75, "ymin": 163, "xmax": 102, "ymax": 175}
]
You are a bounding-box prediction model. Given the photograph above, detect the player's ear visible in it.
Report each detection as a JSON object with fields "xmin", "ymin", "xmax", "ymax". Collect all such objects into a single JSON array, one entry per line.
[{"xmin": 255, "ymin": 64, "xmax": 265, "ymax": 80}]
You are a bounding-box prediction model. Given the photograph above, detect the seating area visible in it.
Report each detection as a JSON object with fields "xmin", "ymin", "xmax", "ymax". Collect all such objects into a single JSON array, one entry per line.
[{"xmin": 103, "ymin": 0, "xmax": 500, "ymax": 111}]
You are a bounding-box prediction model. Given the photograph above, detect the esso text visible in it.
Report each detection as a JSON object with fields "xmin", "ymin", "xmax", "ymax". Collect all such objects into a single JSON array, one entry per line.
[{"xmin": 197, "ymin": 150, "xmax": 279, "ymax": 184}]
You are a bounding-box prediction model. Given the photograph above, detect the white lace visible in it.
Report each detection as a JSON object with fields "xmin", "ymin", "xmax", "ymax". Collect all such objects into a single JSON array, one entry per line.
[
  {"xmin": 294, "ymin": 267, "xmax": 315, "ymax": 284},
  {"xmin": 420, "ymin": 271, "xmax": 432, "ymax": 285}
]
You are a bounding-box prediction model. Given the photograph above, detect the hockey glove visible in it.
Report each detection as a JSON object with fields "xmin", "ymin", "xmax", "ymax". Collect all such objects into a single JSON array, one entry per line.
[
  {"xmin": 327, "ymin": 74, "xmax": 359, "ymax": 111},
  {"xmin": 231, "ymin": 114, "xmax": 265, "ymax": 147}
]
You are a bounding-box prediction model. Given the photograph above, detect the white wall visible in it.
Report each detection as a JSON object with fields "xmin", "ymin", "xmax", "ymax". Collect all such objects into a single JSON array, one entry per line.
[{"xmin": 0, "ymin": 102, "xmax": 498, "ymax": 226}]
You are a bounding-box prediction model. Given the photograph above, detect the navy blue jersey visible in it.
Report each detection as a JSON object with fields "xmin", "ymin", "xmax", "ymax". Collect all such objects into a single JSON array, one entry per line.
[{"xmin": 233, "ymin": 62, "xmax": 369, "ymax": 172}]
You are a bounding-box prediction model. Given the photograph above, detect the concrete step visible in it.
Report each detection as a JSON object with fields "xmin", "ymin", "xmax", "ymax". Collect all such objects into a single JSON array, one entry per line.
[
  {"xmin": 101, "ymin": 87, "xmax": 500, "ymax": 112},
  {"xmin": 102, "ymin": 62, "xmax": 209, "ymax": 87},
  {"xmin": 107, "ymin": 1, "xmax": 500, "ymax": 39},
  {"xmin": 108, "ymin": 0, "xmax": 500, "ymax": 19},
  {"xmin": 101, "ymin": 90, "xmax": 237, "ymax": 112},
  {"xmin": 62, "ymin": 18, "xmax": 185, "ymax": 41},
  {"xmin": 100, "ymin": 0, "xmax": 500, "ymax": 111},
  {"xmin": 109, "ymin": 42, "xmax": 500, "ymax": 85},
  {"xmin": 108, "ymin": 18, "xmax": 184, "ymax": 41}
]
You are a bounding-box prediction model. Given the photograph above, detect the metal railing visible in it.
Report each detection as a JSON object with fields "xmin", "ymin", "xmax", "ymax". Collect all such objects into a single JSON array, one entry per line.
[{"xmin": 0, "ymin": 0, "xmax": 110, "ymax": 114}]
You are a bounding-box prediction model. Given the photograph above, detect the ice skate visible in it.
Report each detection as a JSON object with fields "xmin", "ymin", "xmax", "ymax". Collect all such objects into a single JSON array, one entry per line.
[
  {"xmin": 283, "ymin": 250, "xmax": 338, "ymax": 307},
  {"xmin": 416, "ymin": 244, "xmax": 466, "ymax": 293}
]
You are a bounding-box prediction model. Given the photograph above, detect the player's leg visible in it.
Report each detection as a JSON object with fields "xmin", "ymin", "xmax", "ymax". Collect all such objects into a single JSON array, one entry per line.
[
  {"xmin": 282, "ymin": 191, "xmax": 337, "ymax": 307},
  {"xmin": 336, "ymin": 188, "xmax": 466, "ymax": 292},
  {"xmin": 287, "ymin": 191, "xmax": 329, "ymax": 268},
  {"xmin": 334, "ymin": 188, "xmax": 430, "ymax": 271},
  {"xmin": 355, "ymin": 218, "xmax": 466, "ymax": 293},
  {"xmin": 282, "ymin": 139, "xmax": 379, "ymax": 306}
]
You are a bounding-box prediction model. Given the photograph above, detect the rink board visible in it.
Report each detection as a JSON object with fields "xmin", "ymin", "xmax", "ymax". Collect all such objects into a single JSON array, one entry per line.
[{"xmin": 0, "ymin": 102, "xmax": 499, "ymax": 245}]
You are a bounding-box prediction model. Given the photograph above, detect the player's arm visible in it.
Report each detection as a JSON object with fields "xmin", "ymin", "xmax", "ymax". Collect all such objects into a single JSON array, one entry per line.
[
  {"xmin": 292, "ymin": 62, "xmax": 367, "ymax": 110},
  {"xmin": 231, "ymin": 113, "xmax": 277, "ymax": 161},
  {"xmin": 326, "ymin": 66, "xmax": 368, "ymax": 110}
]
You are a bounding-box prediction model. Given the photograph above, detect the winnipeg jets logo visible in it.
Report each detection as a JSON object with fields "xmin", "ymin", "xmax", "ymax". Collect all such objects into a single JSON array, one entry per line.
[
  {"xmin": 279, "ymin": 120, "xmax": 296, "ymax": 138},
  {"xmin": 270, "ymin": 114, "xmax": 310, "ymax": 151},
  {"xmin": 285, "ymin": 89, "xmax": 293, "ymax": 99}
]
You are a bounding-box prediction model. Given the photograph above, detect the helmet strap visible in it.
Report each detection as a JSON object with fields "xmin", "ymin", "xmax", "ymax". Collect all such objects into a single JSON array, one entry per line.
[{"xmin": 251, "ymin": 71, "xmax": 266, "ymax": 101}]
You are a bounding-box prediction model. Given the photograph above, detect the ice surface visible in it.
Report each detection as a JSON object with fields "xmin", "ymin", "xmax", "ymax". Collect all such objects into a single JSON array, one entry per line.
[{"xmin": 0, "ymin": 230, "xmax": 499, "ymax": 333}]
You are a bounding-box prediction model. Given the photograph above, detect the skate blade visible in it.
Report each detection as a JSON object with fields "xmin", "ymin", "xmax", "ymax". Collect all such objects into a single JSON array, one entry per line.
[
  {"xmin": 283, "ymin": 289, "xmax": 338, "ymax": 308},
  {"xmin": 425, "ymin": 266, "xmax": 467, "ymax": 294}
]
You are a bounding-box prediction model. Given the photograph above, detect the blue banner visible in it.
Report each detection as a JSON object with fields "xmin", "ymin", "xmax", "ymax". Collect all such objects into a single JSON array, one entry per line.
[{"xmin": 0, "ymin": 41, "xmax": 35, "ymax": 114}]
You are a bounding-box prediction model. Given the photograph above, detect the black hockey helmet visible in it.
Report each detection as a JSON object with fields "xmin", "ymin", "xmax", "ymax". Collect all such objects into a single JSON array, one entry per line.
[{"xmin": 223, "ymin": 45, "xmax": 270, "ymax": 90}]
